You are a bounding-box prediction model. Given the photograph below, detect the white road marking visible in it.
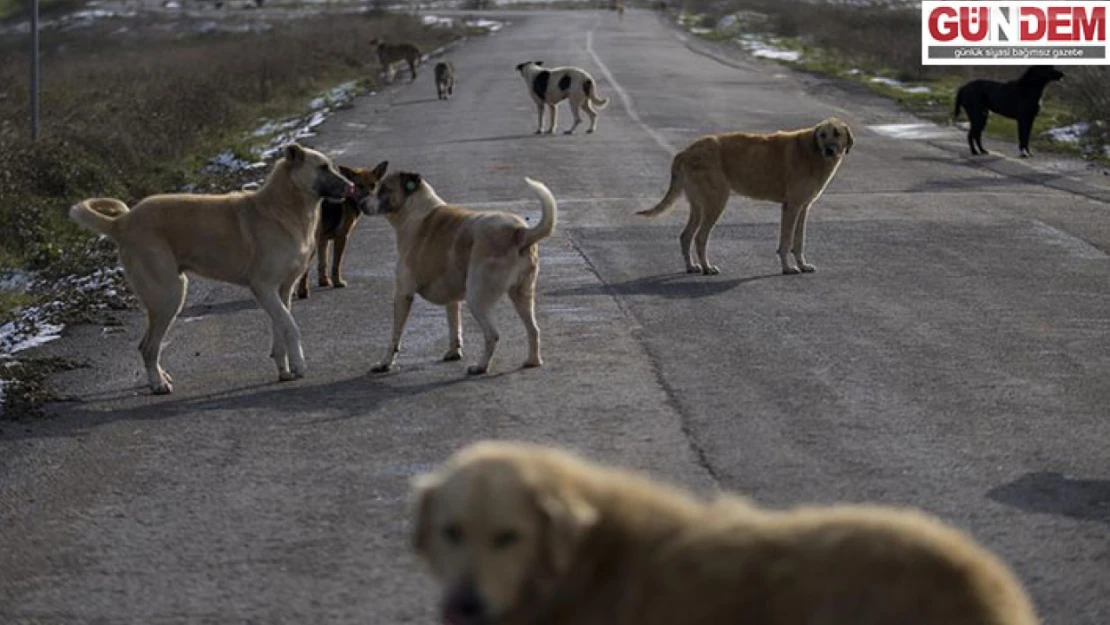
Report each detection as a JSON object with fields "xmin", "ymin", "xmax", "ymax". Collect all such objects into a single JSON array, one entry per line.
[{"xmin": 586, "ymin": 28, "xmax": 676, "ymax": 155}]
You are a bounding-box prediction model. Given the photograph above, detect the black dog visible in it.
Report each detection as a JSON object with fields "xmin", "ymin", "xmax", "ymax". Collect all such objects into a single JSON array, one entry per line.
[{"xmin": 954, "ymin": 66, "xmax": 1064, "ymax": 157}]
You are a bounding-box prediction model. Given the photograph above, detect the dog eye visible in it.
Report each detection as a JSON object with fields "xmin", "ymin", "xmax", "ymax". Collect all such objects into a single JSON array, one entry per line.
[
  {"xmin": 492, "ymin": 530, "xmax": 520, "ymax": 549},
  {"xmin": 443, "ymin": 524, "xmax": 464, "ymax": 545},
  {"xmin": 832, "ymin": 129, "xmax": 840, "ymax": 138}
]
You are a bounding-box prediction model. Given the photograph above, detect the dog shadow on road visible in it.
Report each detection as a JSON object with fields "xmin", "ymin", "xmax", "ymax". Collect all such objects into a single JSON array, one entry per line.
[
  {"xmin": 987, "ymin": 471, "xmax": 1110, "ymax": 525},
  {"xmin": 547, "ymin": 272, "xmax": 779, "ymax": 301}
]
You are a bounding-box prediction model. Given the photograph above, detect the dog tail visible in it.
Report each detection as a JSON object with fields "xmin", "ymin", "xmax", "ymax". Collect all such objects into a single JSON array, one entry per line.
[
  {"xmin": 584, "ymin": 79, "xmax": 610, "ymax": 109},
  {"xmin": 953, "ymin": 89, "xmax": 964, "ymax": 120},
  {"xmin": 69, "ymin": 198, "xmax": 129, "ymax": 239},
  {"xmin": 520, "ymin": 177, "xmax": 557, "ymax": 248},
  {"xmin": 637, "ymin": 152, "xmax": 685, "ymax": 218}
]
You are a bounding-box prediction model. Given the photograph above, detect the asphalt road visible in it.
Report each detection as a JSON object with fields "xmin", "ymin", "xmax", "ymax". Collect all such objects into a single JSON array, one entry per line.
[{"xmin": 2, "ymin": 8, "xmax": 1109, "ymax": 625}]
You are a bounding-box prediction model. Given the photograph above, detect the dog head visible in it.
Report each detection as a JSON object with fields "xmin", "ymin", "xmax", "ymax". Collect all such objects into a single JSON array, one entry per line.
[
  {"xmin": 281, "ymin": 143, "xmax": 356, "ymax": 202},
  {"xmin": 363, "ymin": 170, "xmax": 426, "ymax": 216},
  {"xmin": 812, "ymin": 117, "xmax": 854, "ymax": 160},
  {"xmin": 1023, "ymin": 65, "xmax": 1065, "ymax": 85},
  {"xmin": 413, "ymin": 442, "xmax": 598, "ymax": 625},
  {"xmin": 332, "ymin": 161, "xmax": 388, "ymax": 212},
  {"xmin": 515, "ymin": 61, "xmax": 544, "ymax": 73}
]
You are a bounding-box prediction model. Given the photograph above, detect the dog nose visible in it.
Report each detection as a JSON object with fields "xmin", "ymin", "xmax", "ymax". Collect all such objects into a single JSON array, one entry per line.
[
  {"xmin": 824, "ymin": 147, "xmax": 836, "ymax": 157},
  {"xmin": 444, "ymin": 583, "xmax": 485, "ymax": 624}
]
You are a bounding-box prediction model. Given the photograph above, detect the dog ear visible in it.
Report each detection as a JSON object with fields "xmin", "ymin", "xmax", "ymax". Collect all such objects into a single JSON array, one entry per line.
[
  {"xmin": 284, "ymin": 144, "xmax": 305, "ymax": 164},
  {"xmin": 372, "ymin": 160, "xmax": 389, "ymax": 179},
  {"xmin": 536, "ymin": 486, "xmax": 598, "ymax": 574},
  {"xmin": 401, "ymin": 172, "xmax": 422, "ymax": 194},
  {"xmin": 410, "ymin": 472, "xmax": 442, "ymax": 554},
  {"xmin": 845, "ymin": 124, "xmax": 854, "ymax": 154},
  {"xmin": 535, "ymin": 61, "xmax": 544, "ymax": 66}
]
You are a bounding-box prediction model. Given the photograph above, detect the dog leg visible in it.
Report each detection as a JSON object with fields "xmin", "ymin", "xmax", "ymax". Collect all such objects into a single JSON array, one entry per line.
[
  {"xmin": 692, "ymin": 186, "xmax": 727, "ymax": 276},
  {"xmin": 680, "ymin": 210, "xmax": 703, "ymax": 274},
  {"xmin": 254, "ymin": 285, "xmax": 304, "ymax": 381},
  {"xmin": 464, "ymin": 267, "xmax": 509, "ymax": 375},
  {"xmin": 296, "ymin": 269, "xmax": 310, "ymax": 299},
  {"xmin": 565, "ymin": 97, "xmax": 583, "ymax": 135},
  {"xmin": 443, "ymin": 300, "xmax": 463, "ymax": 362},
  {"xmin": 331, "ymin": 235, "xmax": 349, "ymax": 288},
  {"xmin": 791, "ymin": 202, "xmax": 816, "ymax": 273},
  {"xmin": 125, "ymin": 249, "xmax": 185, "ymax": 394},
  {"xmin": 778, "ymin": 202, "xmax": 804, "ymax": 274},
  {"xmin": 317, "ymin": 240, "xmax": 331, "ymax": 288},
  {"xmin": 535, "ymin": 102, "xmax": 546, "ymax": 134},
  {"xmin": 972, "ymin": 114, "xmax": 990, "ymax": 155},
  {"xmin": 509, "ymin": 273, "xmax": 542, "ymax": 368},
  {"xmin": 372, "ymin": 287, "xmax": 414, "ymax": 373},
  {"xmin": 1018, "ymin": 116, "xmax": 1034, "ymax": 157},
  {"xmin": 546, "ymin": 103, "xmax": 558, "ymax": 135},
  {"xmin": 583, "ymin": 99, "xmax": 598, "ymax": 134}
]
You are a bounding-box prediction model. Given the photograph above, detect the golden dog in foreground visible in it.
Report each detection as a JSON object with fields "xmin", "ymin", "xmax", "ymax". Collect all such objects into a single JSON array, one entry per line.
[{"xmin": 413, "ymin": 441, "xmax": 1038, "ymax": 625}]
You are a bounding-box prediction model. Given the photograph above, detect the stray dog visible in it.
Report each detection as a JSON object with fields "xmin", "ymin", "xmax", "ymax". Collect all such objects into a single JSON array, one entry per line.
[
  {"xmin": 412, "ymin": 441, "xmax": 1040, "ymax": 625},
  {"xmin": 515, "ymin": 61, "xmax": 610, "ymax": 135},
  {"xmin": 296, "ymin": 161, "xmax": 389, "ymax": 299},
  {"xmin": 69, "ymin": 144, "xmax": 354, "ymax": 394},
  {"xmin": 435, "ymin": 61, "xmax": 456, "ymax": 100},
  {"xmin": 639, "ymin": 117, "xmax": 853, "ymax": 275},
  {"xmin": 371, "ymin": 38, "xmax": 421, "ymax": 82},
  {"xmin": 954, "ymin": 65, "xmax": 1065, "ymax": 157},
  {"xmin": 364, "ymin": 172, "xmax": 556, "ymax": 375}
]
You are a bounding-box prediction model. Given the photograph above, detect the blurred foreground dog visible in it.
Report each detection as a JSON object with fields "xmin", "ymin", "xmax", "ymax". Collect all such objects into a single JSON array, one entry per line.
[
  {"xmin": 364, "ymin": 173, "xmax": 557, "ymax": 375},
  {"xmin": 372, "ymin": 38, "xmax": 422, "ymax": 82},
  {"xmin": 412, "ymin": 441, "xmax": 1039, "ymax": 625},
  {"xmin": 435, "ymin": 61, "xmax": 456, "ymax": 100},
  {"xmin": 297, "ymin": 161, "xmax": 388, "ymax": 299},
  {"xmin": 954, "ymin": 65, "xmax": 1064, "ymax": 157},
  {"xmin": 515, "ymin": 61, "xmax": 610, "ymax": 134},
  {"xmin": 69, "ymin": 144, "xmax": 354, "ymax": 394},
  {"xmin": 639, "ymin": 117, "xmax": 853, "ymax": 275}
]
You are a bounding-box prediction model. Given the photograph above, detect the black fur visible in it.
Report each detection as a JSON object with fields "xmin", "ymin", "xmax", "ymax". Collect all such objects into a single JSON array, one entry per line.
[
  {"xmin": 558, "ymin": 74, "xmax": 571, "ymax": 91},
  {"xmin": 954, "ymin": 65, "xmax": 1064, "ymax": 157},
  {"xmin": 583, "ymin": 79, "xmax": 594, "ymax": 98},
  {"xmin": 532, "ymin": 70, "xmax": 551, "ymax": 102},
  {"xmin": 319, "ymin": 199, "xmax": 349, "ymax": 238}
]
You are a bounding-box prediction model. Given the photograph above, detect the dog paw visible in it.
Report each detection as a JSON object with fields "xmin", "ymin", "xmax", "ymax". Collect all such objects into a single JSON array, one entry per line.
[
  {"xmin": 686, "ymin": 265, "xmax": 703, "ymax": 274},
  {"xmin": 535, "ymin": 130, "xmax": 543, "ymax": 135},
  {"xmin": 782, "ymin": 266, "xmax": 802, "ymax": 275},
  {"xmin": 443, "ymin": 349, "xmax": 463, "ymax": 362},
  {"xmin": 152, "ymin": 384, "xmax": 173, "ymax": 395},
  {"xmin": 799, "ymin": 263, "xmax": 817, "ymax": 273},
  {"xmin": 466, "ymin": 365, "xmax": 488, "ymax": 376},
  {"xmin": 701, "ymin": 265, "xmax": 721, "ymax": 276},
  {"xmin": 332, "ymin": 279, "xmax": 347, "ymax": 288},
  {"xmin": 587, "ymin": 128, "xmax": 595, "ymax": 134},
  {"xmin": 370, "ymin": 362, "xmax": 393, "ymax": 374},
  {"xmin": 278, "ymin": 371, "xmax": 300, "ymax": 382},
  {"xmin": 318, "ymin": 278, "xmax": 331, "ymax": 288},
  {"xmin": 296, "ymin": 289, "xmax": 308, "ymax": 299},
  {"xmin": 522, "ymin": 359, "xmax": 542, "ymax": 369}
]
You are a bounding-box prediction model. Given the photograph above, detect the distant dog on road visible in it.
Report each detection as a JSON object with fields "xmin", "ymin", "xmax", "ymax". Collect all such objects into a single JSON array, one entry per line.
[
  {"xmin": 639, "ymin": 118, "xmax": 853, "ymax": 275},
  {"xmin": 412, "ymin": 441, "xmax": 1040, "ymax": 625},
  {"xmin": 515, "ymin": 61, "xmax": 610, "ymax": 134},
  {"xmin": 69, "ymin": 145, "xmax": 355, "ymax": 394},
  {"xmin": 365, "ymin": 172, "xmax": 557, "ymax": 375},
  {"xmin": 371, "ymin": 38, "xmax": 422, "ymax": 82},
  {"xmin": 435, "ymin": 61, "xmax": 456, "ymax": 100},
  {"xmin": 954, "ymin": 65, "xmax": 1064, "ymax": 157},
  {"xmin": 296, "ymin": 161, "xmax": 389, "ymax": 299}
]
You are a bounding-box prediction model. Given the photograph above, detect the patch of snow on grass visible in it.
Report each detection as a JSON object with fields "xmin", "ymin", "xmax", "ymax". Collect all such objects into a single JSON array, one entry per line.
[
  {"xmin": 736, "ymin": 35, "xmax": 802, "ymax": 62},
  {"xmin": 869, "ymin": 77, "xmax": 932, "ymax": 94},
  {"xmin": 1046, "ymin": 122, "xmax": 1090, "ymax": 144}
]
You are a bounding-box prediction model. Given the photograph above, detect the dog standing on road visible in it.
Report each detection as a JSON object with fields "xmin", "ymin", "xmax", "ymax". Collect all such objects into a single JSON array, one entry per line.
[
  {"xmin": 435, "ymin": 61, "xmax": 456, "ymax": 100},
  {"xmin": 639, "ymin": 117, "xmax": 853, "ymax": 275},
  {"xmin": 296, "ymin": 161, "xmax": 388, "ymax": 299},
  {"xmin": 515, "ymin": 61, "xmax": 610, "ymax": 134},
  {"xmin": 954, "ymin": 65, "xmax": 1065, "ymax": 157},
  {"xmin": 364, "ymin": 172, "xmax": 557, "ymax": 375},
  {"xmin": 371, "ymin": 38, "xmax": 422, "ymax": 82},
  {"xmin": 69, "ymin": 144, "xmax": 355, "ymax": 394},
  {"xmin": 412, "ymin": 441, "xmax": 1040, "ymax": 625}
]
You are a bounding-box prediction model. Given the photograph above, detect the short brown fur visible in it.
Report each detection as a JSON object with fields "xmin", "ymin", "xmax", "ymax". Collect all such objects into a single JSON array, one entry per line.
[
  {"xmin": 639, "ymin": 117, "xmax": 854, "ymax": 275},
  {"xmin": 414, "ymin": 441, "xmax": 1039, "ymax": 625}
]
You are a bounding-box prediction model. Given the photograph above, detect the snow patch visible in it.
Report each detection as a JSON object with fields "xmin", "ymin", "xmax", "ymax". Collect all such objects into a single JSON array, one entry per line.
[
  {"xmin": 736, "ymin": 35, "xmax": 802, "ymax": 62},
  {"xmin": 869, "ymin": 77, "xmax": 932, "ymax": 94},
  {"xmin": 1046, "ymin": 122, "xmax": 1090, "ymax": 144}
]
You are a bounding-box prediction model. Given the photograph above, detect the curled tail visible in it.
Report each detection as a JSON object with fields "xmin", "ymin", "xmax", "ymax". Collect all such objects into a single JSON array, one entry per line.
[
  {"xmin": 637, "ymin": 153, "xmax": 686, "ymax": 218},
  {"xmin": 583, "ymin": 79, "xmax": 610, "ymax": 110},
  {"xmin": 520, "ymin": 177, "xmax": 557, "ymax": 248},
  {"xmin": 69, "ymin": 198, "xmax": 130, "ymax": 239}
]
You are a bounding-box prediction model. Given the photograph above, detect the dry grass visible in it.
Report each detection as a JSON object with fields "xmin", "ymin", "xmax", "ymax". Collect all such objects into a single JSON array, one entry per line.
[{"xmin": 0, "ymin": 11, "xmax": 463, "ymax": 276}]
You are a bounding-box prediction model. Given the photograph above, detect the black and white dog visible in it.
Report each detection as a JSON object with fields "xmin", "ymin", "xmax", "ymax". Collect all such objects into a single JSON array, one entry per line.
[
  {"xmin": 515, "ymin": 61, "xmax": 610, "ymax": 135},
  {"xmin": 954, "ymin": 65, "xmax": 1065, "ymax": 157}
]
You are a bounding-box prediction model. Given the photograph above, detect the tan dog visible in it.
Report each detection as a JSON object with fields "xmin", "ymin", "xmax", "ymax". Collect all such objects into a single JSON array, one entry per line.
[
  {"xmin": 364, "ymin": 173, "xmax": 557, "ymax": 375},
  {"xmin": 435, "ymin": 61, "xmax": 456, "ymax": 100},
  {"xmin": 412, "ymin": 441, "xmax": 1040, "ymax": 625},
  {"xmin": 69, "ymin": 144, "xmax": 354, "ymax": 394},
  {"xmin": 371, "ymin": 38, "xmax": 422, "ymax": 82},
  {"xmin": 296, "ymin": 162, "xmax": 388, "ymax": 299},
  {"xmin": 639, "ymin": 117, "xmax": 854, "ymax": 275}
]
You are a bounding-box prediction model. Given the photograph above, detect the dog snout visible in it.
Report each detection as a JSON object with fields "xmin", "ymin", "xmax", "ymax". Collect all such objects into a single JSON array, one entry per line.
[
  {"xmin": 343, "ymin": 182, "xmax": 357, "ymax": 199},
  {"xmin": 824, "ymin": 147, "xmax": 836, "ymax": 158},
  {"xmin": 443, "ymin": 582, "xmax": 486, "ymax": 625}
]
